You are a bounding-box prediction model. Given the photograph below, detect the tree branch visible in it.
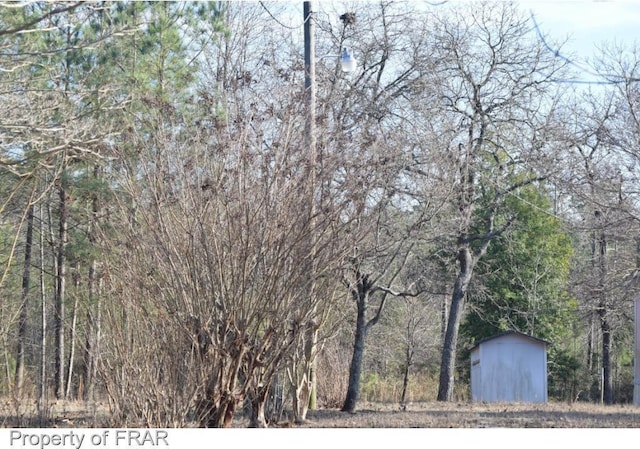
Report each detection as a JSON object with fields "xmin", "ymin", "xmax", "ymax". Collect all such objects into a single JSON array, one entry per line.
[{"xmin": 0, "ymin": 2, "xmax": 83, "ymax": 37}]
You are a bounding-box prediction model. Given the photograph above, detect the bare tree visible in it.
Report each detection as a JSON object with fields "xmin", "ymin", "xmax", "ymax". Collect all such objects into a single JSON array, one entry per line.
[
  {"xmin": 397, "ymin": 296, "xmax": 436, "ymax": 408},
  {"xmin": 53, "ymin": 179, "xmax": 68, "ymax": 400},
  {"xmin": 81, "ymin": 166, "xmax": 102, "ymax": 402},
  {"xmin": 0, "ymin": 2, "xmax": 128, "ymax": 400},
  {"xmin": 101, "ymin": 111, "xmax": 355, "ymax": 426},
  {"xmin": 341, "ymin": 238, "xmax": 422, "ymax": 413},
  {"xmin": 14, "ymin": 201, "xmax": 34, "ymax": 395},
  {"xmin": 97, "ymin": 2, "xmax": 358, "ymax": 424},
  {"xmin": 410, "ymin": 2, "xmax": 570, "ymax": 401},
  {"xmin": 559, "ymin": 44, "xmax": 640, "ymax": 403}
]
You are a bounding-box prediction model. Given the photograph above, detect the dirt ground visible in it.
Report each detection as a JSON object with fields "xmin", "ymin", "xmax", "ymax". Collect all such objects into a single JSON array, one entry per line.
[{"xmin": 2, "ymin": 399, "xmax": 640, "ymax": 428}]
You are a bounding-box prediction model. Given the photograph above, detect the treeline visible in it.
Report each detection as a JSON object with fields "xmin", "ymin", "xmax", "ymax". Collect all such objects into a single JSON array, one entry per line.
[{"xmin": 1, "ymin": 1, "xmax": 639, "ymax": 427}]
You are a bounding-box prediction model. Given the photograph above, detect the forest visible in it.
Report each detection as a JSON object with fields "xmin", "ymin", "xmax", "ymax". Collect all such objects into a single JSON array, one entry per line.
[{"xmin": 1, "ymin": 1, "xmax": 640, "ymax": 428}]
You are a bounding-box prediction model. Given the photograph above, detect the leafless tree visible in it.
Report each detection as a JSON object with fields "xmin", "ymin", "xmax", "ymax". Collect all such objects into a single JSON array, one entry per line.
[
  {"xmin": 409, "ymin": 2, "xmax": 570, "ymax": 401},
  {"xmin": 559, "ymin": 43, "xmax": 640, "ymax": 403}
]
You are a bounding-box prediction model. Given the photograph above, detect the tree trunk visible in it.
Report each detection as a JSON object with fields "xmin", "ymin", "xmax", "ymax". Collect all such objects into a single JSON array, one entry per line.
[
  {"xmin": 200, "ymin": 344, "xmax": 246, "ymax": 428},
  {"xmin": 597, "ymin": 229, "xmax": 613, "ymax": 404},
  {"xmin": 587, "ymin": 315, "xmax": 594, "ymax": 373},
  {"xmin": 299, "ymin": 0, "xmax": 319, "ymax": 419},
  {"xmin": 400, "ymin": 348, "xmax": 411, "ymax": 410},
  {"xmin": 82, "ymin": 169, "xmax": 101, "ymax": 401},
  {"xmin": 291, "ymin": 322, "xmax": 317, "ymax": 423},
  {"xmin": 291, "ymin": 380, "xmax": 310, "ymax": 423},
  {"xmin": 65, "ymin": 269, "xmax": 80, "ymax": 399},
  {"xmin": 341, "ymin": 291, "xmax": 368, "ymax": 413},
  {"xmin": 308, "ymin": 346, "xmax": 318, "ymax": 411},
  {"xmin": 201, "ymin": 395, "xmax": 237, "ymax": 428},
  {"xmin": 249, "ymin": 399, "xmax": 267, "ymax": 428},
  {"xmin": 198, "ymin": 366, "xmax": 241, "ymax": 428},
  {"xmin": 54, "ymin": 185, "xmax": 68, "ymax": 400},
  {"xmin": 600, "ymin": 309, "xmax": 614, "ymax": 404},
  {"xmin": 82, "ymin": 274, "xmax": 95, "ymax": 401},
  {"xmin": 82, "ymin": 262, "xmax": 100, "ymax": 401},
  {"xmin": 15, "ymin": 204, "xmax": 34, "ymax": 395},
  {"xmin": 440, "ymin": 292, "xmax": 448, "ymax": 345},
  {"xmin": 248, "ymin": 385, "xmax": 270, "ymax": 428},
  {"xmin": 437, "ymin": 246, "xmax": 474, "ymax": 401},
  {"xmin": 37, "ymin": 202, "xmax": 47, "ymax": 408},
  {"xmin": 289, "ymin": 323, "xmax": 319, "ymax": 416}
]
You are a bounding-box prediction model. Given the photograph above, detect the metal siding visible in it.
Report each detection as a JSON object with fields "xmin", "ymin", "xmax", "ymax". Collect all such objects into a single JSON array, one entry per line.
[
  {"xmin": 470, "ymin": 347, "xmax": 481, "ymax": 402},
  {"xmin": 471, "ymin": 333, "xmax": 547, "ymax": 403}
]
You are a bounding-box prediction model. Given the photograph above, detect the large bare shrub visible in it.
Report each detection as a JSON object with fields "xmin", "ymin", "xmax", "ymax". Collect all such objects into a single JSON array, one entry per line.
[{"xmin": 99, "ymin": 67, "xmax": 360, "ymax": 425}]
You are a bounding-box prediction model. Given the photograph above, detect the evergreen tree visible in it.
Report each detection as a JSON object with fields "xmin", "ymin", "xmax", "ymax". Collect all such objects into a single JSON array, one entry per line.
[
  {"xmin": 463, "ymin": 185, "xmax": 575, "ymax": 341},
  {"xmin": 460, "ymin": 184, "xmax": 580, "ymax": 399}
]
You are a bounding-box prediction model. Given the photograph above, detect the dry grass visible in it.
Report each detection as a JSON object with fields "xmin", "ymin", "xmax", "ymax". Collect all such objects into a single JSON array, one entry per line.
[
  {"xmin": 287, "ymin": 401, "xmax": 640, "ymax": 428},
  {"xmin": 0, "ymin": 398, "xmax": 110, "ymax": 428},
  {"xmin": 2, "ymin": 398, "xmax": 640, "ymax": 428}
]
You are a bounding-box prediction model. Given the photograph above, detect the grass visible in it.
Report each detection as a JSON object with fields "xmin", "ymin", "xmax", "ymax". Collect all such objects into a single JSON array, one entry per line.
[{"xmin": 2, "ymin": 397, "xmax": 640, "ymax": 428}]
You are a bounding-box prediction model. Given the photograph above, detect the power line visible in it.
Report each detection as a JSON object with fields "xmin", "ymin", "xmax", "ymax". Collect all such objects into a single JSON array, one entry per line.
[
  {"xmin": 259, "ymin": 1, "xmax": 305, "ymax": 30},
  {"xmin": 529, "ymin": 9, "xmax": 640, "ymax": 85},
  {"xmin": 481, "ymin": 174, "xmax": 564, "ymax": 221}
]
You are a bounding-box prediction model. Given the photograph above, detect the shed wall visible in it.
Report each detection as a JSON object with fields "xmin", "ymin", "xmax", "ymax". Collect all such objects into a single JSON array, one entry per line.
[{"xmin": 471, "ymin": 333, "xmax": 547, "ymax": 403}]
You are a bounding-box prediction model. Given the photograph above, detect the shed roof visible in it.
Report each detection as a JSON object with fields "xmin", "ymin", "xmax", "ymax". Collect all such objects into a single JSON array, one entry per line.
[{"xmin": 470, "ymin": 330, "xmax": 550, "ymax": 350}]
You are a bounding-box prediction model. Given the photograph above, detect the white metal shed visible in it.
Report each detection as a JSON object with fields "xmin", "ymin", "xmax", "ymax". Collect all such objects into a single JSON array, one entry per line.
[{"xmin": 470, "ymin": 330, "xmax": 549, "ymax": 403}]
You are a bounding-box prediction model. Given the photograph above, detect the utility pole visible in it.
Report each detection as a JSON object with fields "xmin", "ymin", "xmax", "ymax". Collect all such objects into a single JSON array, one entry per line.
[
  {"xmin": 304, "ymin": 1, "xmax": 316, "ymax": 160},
  {"xmin": 634, "ymin": 297, "xmax": 640, "ymax": 405},
  {"xmin": 303, "ymin": 0, "xmax": 319, "ymax": 417},
  {"xmin": 300, "ymin": 0, "xmax": 356, "ymax": 416}
]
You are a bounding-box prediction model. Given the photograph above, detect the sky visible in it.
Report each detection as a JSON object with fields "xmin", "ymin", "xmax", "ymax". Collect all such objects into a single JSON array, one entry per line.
[
  {"xmin": 268, "ymin": 0, "xmax": 640, "ymax": 83},
  {"xmin": 519, "ymin": 0, "xmax": 640, "ymax": 80},
  {"xmin": 522, "ymin": 0, "xmax": 640, "ymax": 51}
]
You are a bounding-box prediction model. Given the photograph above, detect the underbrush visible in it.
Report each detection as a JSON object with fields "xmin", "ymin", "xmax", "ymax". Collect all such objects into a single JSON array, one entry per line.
[{"xmin": 359, "ymin": 373, "xmax": 441, "ymax": 403}]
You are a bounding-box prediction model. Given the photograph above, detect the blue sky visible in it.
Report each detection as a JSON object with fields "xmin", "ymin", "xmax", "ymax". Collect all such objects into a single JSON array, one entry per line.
[
  {"xmin": 521, "ymin": 0, "xmax": 640, "ymax": 59},
  {"xmin": 518, "ymin": 0, "xmax": 640, "ymax": 83},
  {"xmin": 272, "ymin": 0, "xmax": 640, "ymax": 81}
]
